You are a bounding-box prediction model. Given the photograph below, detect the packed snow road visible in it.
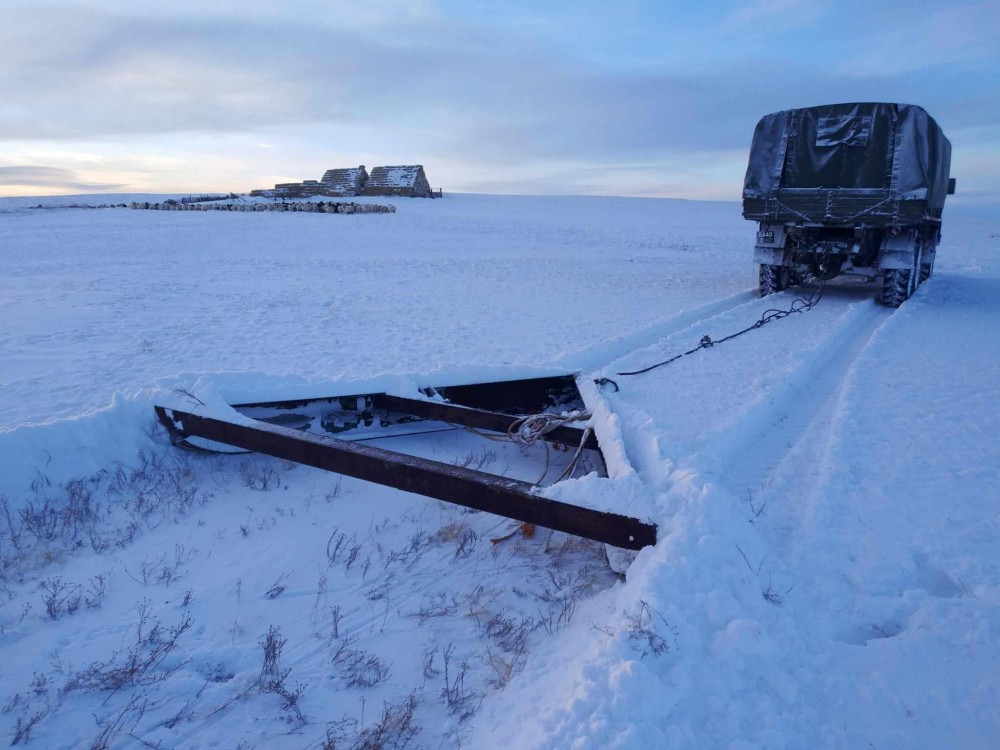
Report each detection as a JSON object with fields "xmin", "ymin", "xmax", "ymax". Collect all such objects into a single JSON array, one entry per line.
[
  {"xmin": 0, "ymin": 194, "xmax": 997, "ymax": 749},
  {"xmin": 600, "ymin": 282, "xmax": 894, "ymax": 495}
]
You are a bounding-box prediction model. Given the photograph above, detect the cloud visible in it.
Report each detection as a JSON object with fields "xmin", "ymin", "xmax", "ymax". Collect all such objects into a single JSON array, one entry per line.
[
  {"xmin": 0, "ymin": 166, "xmax": 127, "ymax": 191},
  {"xmin": 0, "ymin": 2, "xmax": 995, "ymax": 200},
  {"xmin": 0, "ymin": 5, "xmax": 994, "ymax": 153},
  {"xmin": 832, "ymin": 1, "xmax": 1000, "ymax": 77},
  {"xmin": 724, "ymin": 0, "xmax": 830, "ymax": 29}
]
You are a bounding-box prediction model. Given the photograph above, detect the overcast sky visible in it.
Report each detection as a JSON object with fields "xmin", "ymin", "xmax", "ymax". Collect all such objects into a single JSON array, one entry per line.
[{"xmin": 1, "ymin": 0, "xmax": 997, "ymax": 208}]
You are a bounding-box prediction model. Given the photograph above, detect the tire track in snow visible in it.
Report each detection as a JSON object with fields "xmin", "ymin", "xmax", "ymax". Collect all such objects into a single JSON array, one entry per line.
[
  {"xmin": 555, "ymin": 288, "xmax": 758, "ymax": 372},
  {"xmin": 593, "ymin": 283, "xmax": 891, "ymax": 494},
  {"xmin": 702, "ymin": 294, "xmax": 892, "ymax": 501}
]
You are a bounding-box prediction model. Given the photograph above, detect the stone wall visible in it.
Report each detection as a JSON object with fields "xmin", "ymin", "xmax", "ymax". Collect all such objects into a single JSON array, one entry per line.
[{"xmin": 129, "ymin": 201, "xmax": 396, "ymax": 214}]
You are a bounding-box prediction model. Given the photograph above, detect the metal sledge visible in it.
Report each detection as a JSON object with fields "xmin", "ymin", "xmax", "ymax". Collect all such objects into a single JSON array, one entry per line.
[{"xmin": 155, "ymin": 375, "xmax": 657, "ymax": 551}]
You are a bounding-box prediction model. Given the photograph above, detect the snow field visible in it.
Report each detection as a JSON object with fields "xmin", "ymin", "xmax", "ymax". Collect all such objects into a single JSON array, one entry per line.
[
  {"xmin": 1, "ymin": 442, "xmax": 617, "ymax": 748},
  {"xmin": 0, "ymin": 194, "xmax": 746, "ymax": 431},
  {"xmin": 1, "ymin": 194, "xmax": 998, "ymax": 748},
  {"xmin": 473, "ymin": 216, "xmax": 1000, "ymax": 748}
]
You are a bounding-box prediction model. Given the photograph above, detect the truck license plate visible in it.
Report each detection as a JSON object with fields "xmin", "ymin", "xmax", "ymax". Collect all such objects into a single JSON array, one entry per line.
[{"xmin": 757, "ymin": 230, "xmax": 775, "ymax": 243}]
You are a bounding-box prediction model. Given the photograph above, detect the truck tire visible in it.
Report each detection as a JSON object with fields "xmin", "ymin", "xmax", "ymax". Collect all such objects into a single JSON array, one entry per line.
[
  {"xmin": 881, "ymin": 268, "xmax": 914, "ymax": 307},
  {"xmin": 882, "ymin": 234, "xmax": 924, "ymax": 306},
  {"xmin": 759, "ymin": 264, "xmax": 789, "ymax": 297},
  {"xmin": 919, "ymin": 256, "xmax": 934, "ymax": 283}
]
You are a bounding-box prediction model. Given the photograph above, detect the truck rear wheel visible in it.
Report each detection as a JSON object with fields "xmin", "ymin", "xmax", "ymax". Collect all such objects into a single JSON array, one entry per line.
[
  {"xmin": 882, "ymin": 236, "xmax": 923, "ymax": 307},
  {"xmin": 759, "ymin": 264, "xmax": 789, "ymax": 297},
  {"xmin": 919, "ymin": 256, "xmax": 934, "ymax": 283},
  {"xmin": 881, "ymin": 268, "xmax": 917, "ymax": 307}
]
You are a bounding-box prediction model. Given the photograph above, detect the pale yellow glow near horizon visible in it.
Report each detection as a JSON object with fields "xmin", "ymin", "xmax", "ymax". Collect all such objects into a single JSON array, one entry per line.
[{"xmin": 0, "ymin": 145, "xmax": 749, "ymax": 201}]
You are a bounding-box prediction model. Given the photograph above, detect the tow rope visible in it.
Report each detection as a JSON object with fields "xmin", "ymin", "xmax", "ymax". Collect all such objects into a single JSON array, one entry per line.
[{"xmin": 596, "ymin": 279, "xmax": 825, "ymax": 391}]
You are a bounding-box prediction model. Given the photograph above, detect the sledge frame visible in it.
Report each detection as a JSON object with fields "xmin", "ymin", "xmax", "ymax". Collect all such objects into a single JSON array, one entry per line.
[{"xmin": 155, "ymin": 376, "xmax": 657, "ymax": 551}]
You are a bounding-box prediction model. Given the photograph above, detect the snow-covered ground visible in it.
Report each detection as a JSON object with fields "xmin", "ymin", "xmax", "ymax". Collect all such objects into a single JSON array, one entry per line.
[{"xmin": 0, "ymin": 193, "xmax": 997, "ymax": 748}]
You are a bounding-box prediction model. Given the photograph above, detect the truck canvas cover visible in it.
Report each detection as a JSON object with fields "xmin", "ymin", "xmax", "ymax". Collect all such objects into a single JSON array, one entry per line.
[{"xmin": 743, "ymin": 103, "xmax": 952, "ymax": 224}]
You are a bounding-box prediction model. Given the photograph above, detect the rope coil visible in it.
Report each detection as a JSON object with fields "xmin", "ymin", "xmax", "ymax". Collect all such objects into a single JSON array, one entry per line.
[
  {"xmin": 467, "ymin": 409, "xmax": 594, "ymax": 485},
  {"xmin": 506, "ymin": 410, "xmax": 590, "ymax": 446}
]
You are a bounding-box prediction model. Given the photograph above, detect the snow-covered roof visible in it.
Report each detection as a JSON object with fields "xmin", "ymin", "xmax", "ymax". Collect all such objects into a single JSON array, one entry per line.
[
  {"xmin": 320, "ymin": 166, "xmax": 367, "ymax": 188},
  {"xmin": 366, "ymin": 165, "xmax": 424, "ymax": 188}
]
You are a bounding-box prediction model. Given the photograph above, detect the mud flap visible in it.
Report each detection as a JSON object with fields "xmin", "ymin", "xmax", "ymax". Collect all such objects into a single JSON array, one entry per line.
[
  {"xmin": 753, "ymin": 245, "xmax": 788, "ymax": 266},
  {"xmin": 878, "ymin": 230, "xmax": 917, "ymax": 270},
  {"xmin": 752, "ymin": 224, "xmax": 789, "ymax": 266}
]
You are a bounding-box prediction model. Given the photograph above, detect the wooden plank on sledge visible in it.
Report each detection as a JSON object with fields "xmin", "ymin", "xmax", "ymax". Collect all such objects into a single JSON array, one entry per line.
[
  {"xmin": 155, "ymin": 406, "xmax": 656, "ymax": 551},
  {"xmin": 430, "ymin": 375, "xmax": 580, "ymax": 413},
  {"xmin": 230, "ymin": 375, "xmax": 580, "ymax": 414},
  {"xmin": 369, "ymin": 394, "xmax": 602, "ymax": 452}
]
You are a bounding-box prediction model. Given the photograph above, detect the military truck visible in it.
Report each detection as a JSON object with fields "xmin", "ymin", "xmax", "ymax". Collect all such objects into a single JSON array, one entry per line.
[{"xmin": 742, "ymin": 103, "xmax": 955, "ymax": 306}]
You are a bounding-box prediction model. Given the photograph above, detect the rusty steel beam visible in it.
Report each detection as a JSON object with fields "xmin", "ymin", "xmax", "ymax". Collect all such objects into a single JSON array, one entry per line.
[
  {"xmin": 369, "ymin": 394, "xmax": 602, "ymax": 452},
  {"xmin": 155, "ymin": 406, "xmax": 656, "ymax": 550}
]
